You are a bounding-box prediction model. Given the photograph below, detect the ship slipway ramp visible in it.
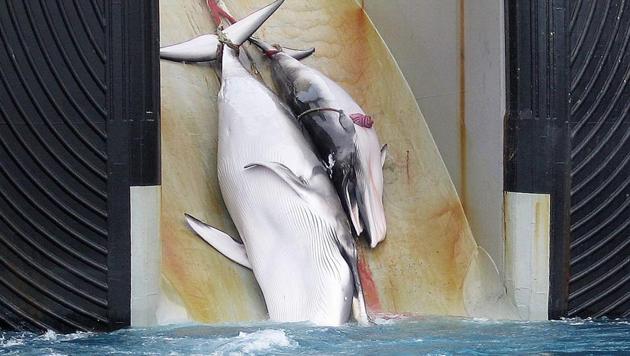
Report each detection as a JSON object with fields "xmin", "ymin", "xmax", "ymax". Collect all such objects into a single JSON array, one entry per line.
[{"xmin": 20, "ymin": 0, "xmax": 630, "ymax": 332}]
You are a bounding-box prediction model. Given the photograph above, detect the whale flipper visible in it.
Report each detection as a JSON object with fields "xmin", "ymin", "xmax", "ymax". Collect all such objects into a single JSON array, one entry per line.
[
  {"xmin": 380, "ymin": 144, "xmax": 388, "ymax": 167},
  {"xmin": 275, "ymin": 46, "xmax": 315, "ymax": 60},
  {"xmin": 245, "ymin": 161, "xmax": 370, "ymax": 325},
  {"xmin": 342, "ymin": 175, "xmax": 363, "ymax": 236},
  {"xmin": 159, "ymin": 35, "xmax": 314, "ymax": 63},
  {"xmin": 244, "ymin": 161, "xmax": 312, "ymax": 200},
  {"xmin": 334, "ymin": 232, "xmax": 371, "ymax": 326},
  {"xmin": 248, "ymin": 37, "xmax": 315, "ymax": 60},
  {"xmin": 184, "ymin": 213, "xmax": 252, "ymax": 269},
  {"xmin": 160, "ymin": 35, "xmax": 221, "ymax": 63}
]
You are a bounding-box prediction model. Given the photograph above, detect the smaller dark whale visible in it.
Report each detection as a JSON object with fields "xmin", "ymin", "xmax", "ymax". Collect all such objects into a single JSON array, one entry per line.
[{"xmin": 251, "ymin": 39, "xmax": 388, "ymax": 247}]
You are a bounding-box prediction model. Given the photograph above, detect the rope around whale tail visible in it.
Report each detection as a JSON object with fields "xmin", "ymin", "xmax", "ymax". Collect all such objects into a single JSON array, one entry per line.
[
  {"xmin": 204, "ymin": 0, "xmax": 265, "ymax": 80},
  {"xmin": 207, "ymin": 0, "xmax": 284, "ymax": 59}
]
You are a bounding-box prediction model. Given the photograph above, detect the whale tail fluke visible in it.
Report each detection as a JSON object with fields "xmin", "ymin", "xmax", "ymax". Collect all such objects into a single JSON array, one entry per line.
[
  {"xmin": 335, "ymin": 229, "xmax": 371, "ymax": 326},
  {"xmin": 249, "ymin": 37, "xmax": 315, "ymax": 60},
  {"xmin": 184, "ymin": 213, "xmax": 252, "ymax": 269},
  {"xmin": 160, "ymin": 0, "xmax": 284, "ymax": 62},
  {"xmin": 160, "ymin": 0, "xmax": 314, "ymax": 63},
  {"xmin": 159, "ymin": 35, "xmax": 221, "ymax": 63},
  {"xmin": 220, "ymin": 0, "xmax": 284, "ymax": 47},
  {"xmin": 280, "ymin": 46, "xmax": 316, "ymax": 60}
]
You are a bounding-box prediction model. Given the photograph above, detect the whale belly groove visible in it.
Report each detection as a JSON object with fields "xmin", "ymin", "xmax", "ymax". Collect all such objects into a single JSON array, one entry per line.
[{"xmin": 216, "ymin": 52, "xmax": 353, "ymax": 324}]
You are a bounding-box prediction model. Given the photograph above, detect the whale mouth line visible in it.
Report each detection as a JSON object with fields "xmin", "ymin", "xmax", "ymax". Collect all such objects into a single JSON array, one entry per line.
[
  {"xmin": 340, "ymin": 170, "xmax": 364, "ymax": 237},
  {"xmin": 297, "ymin": 107, "xmax": 345, "ymax": 122},
  {"xmin": 297, "ymin": 107, "xmax": 373, "ymax": 129}
]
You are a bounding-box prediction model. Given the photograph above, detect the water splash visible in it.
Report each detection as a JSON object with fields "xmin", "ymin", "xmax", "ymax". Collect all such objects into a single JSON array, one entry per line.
[
  {"xmin": 1, "ymin": 317, "xmax": 629, "ymax": 355},
  {"xmin": 213, "ymin": 329, "xmax": 297, "ymax": 354}
]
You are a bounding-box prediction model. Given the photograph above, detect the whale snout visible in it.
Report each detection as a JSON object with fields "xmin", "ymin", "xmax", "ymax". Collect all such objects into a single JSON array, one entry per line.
[
  {"xmin": 356, "ymin": 162, "xmax": 387, "ymax": 247},
  {"xmin": 354, "ymin": 127, "xmax": 387, "ymax": 248},
  {"xmin": 358, "ymin": 183, "xmax": 387, "ymax": 248}
]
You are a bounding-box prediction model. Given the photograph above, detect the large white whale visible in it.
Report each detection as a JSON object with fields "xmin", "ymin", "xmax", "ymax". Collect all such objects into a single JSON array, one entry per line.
[{"xmin": 161, "ymin": 0, "xmax": 369, "ymax": 326}]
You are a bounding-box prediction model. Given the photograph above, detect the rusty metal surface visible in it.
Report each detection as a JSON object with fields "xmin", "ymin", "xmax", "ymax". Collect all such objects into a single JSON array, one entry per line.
[{"xmin": 160, "ymin": 0, "xmax": 487, "ymax": 322}]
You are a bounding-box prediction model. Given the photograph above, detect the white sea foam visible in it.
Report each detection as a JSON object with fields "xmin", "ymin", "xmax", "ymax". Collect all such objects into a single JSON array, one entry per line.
[
  {"xmin": 40, "ymin": 330, "xmax": 57, "ymax": 341},
  {"xmin": 62, "ymin": 331, "xmax": 93, "ymax": 341},
  {"xmin": 37, "ymin": 330, "xmax": 93, "ymax": 342},
  {"xmin": 212, "ymin": 329, "xmax": 297, "ymax": 355},
  {"xmin": 472, "ymin": 317, "xmax": 490, "ymax": 322},
  {"xmin": 0, "ymin": 335, "xmax": 24, "ymax": 347},
  {"xmin": 371, "ymin": 313, "xmax": 410, "ymax": 325},
  {"xmin": 372, "ymin": 317, "xmax": 396, "ymax": 325},
  {"xmin": 240, "ymin": 329, "xmax": 295, "ymax": 353}
]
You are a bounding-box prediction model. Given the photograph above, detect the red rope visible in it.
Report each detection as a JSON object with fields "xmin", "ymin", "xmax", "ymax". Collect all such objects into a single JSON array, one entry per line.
[{"xmin": 206, "ymin": 0, "xmax": 237, "ymax": 26}]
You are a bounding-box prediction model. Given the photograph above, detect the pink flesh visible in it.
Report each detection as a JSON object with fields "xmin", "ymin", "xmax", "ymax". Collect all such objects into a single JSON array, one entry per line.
[
  {"xmin": 207, "ymin": 0, "xmax": 237, "ymax": 26},
  {"xmin": 265, "ymin": 48, "xmax": 280, "ymax": 58},
  {"xmin": 350, "ymin": 113, "xmax": 374, "ymax": 128}
]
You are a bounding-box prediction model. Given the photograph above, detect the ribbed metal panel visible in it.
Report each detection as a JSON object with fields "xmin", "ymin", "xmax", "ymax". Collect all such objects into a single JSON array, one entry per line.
[
  {"xmin": 568, "ymin": 0, "xmax": 630, "ymax": 318},
  {"xmin": 505, "ymin": 0, "xmax": 573, "ymax": 318},
  {"xmin": 0, "ymin": 0, "xmax": 108, "ymax": 332},
  {"xmin": 0, "ymin": 0, "xmax": 159, "ymax": 332}
]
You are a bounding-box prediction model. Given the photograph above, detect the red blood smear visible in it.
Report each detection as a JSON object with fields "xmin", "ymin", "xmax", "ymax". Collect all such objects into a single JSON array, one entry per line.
[
  {"xmin": 358, "ymin": 251, "xmax": 382, "ymax": 312},
  {"xmin": 207, "ymin": 0, "xmax": 237, "ymax": 25}
]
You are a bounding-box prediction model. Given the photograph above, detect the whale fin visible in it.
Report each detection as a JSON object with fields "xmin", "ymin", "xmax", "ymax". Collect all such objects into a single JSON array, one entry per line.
[
  {"xmin": 244, "ymin": 161, "xmax": 311, "ymax": 200},
  {"xmin": 249, "ymin": 37, "xmax": 315, "ymax": 60},
  {"xmin": 380, "ymin": 144, "xmax": 388, "ymax": 167},
  {"xmin": 342, "ymin": 175, "xmax": 364, "ymax": 236},
  {"xmin": 333, "ymin": 230, "xmax": 371, "ymax": 326},
  {"xmin": 282, "ymin": 46, "xmax": 316, "ymax": 60},
  {"xmin": 160, "ymin": 34, "xmax": 221, "ymax": 63},
  {"xmin": 219, "ymin": 0, "xmax": 284, "ymax": 47},
  {"xmin": 184, "ymin": 213, "xmax": 252, "ymax": 269},
  {"xmin": 352, "ymin": 296, "xmax": 372, "ymax": 326},
  {"xmin": 160, "ymin": 0, "xmax": 283, "ymax": 62}
]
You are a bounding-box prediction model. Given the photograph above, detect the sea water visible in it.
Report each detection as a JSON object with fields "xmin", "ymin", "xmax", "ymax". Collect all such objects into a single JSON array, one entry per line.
[{"xmin": 1, "ymin": 316, "xmax": 629, "ymax": 355}]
